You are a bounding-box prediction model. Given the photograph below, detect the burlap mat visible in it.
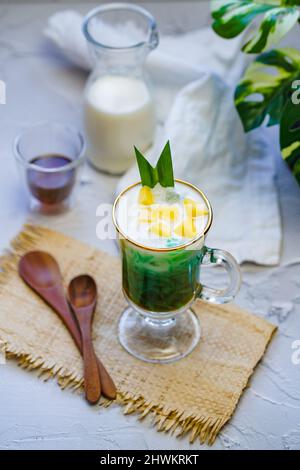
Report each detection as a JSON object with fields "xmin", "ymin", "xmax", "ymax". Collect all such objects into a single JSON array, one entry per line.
[{"xmin": 0, "ymin": 225, "xmax": 276, "ymax": 445}]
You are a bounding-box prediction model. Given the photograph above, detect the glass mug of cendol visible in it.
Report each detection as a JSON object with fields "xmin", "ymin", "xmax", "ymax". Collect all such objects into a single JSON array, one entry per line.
[{"xmin": 113, "ymin": 179, "xmax": 242, "ymax": 364}]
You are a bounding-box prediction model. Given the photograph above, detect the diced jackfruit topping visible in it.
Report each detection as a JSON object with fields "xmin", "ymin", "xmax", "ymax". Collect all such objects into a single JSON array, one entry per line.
[
  {"xmin": 152, "ymin": 205, "xmax": 179, "ymax": 222},
  {"xmin": 149, "ymin": 221, "xmax": 172, "ymax": 238},
  {"xmin": 184, "ymin": 198, "xmax": 208, "ymax": 218},
  {"xmin": 138, "ymin": 207, "xmax": 151, "ymax": 223},
  {"xmin": 138, "ymin": 186, "xmax": 154, "ymax": 205},
  {"xmin": 174, "ymin": 218, "xmax": 197, "ymax": 238},
  {"xmin": 137, "ymin": 189, "xmax": 207, "ymax": 240},
  {"xmin": 139, "ymin": 204, "xmax": 179, "ymax": 226}
]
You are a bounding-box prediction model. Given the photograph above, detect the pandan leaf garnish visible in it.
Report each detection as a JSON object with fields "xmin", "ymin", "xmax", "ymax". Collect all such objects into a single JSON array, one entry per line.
[{"xmin": 134, "ymin": 141, "xmax": 174, "ymax": 188}]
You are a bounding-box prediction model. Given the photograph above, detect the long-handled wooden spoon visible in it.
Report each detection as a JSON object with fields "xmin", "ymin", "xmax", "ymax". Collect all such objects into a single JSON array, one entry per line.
[
  {"xmin": 18, "ymin": 251, "xmax": 116, "ymax": 400},
  {"xmin": 68, "ymin": 275, "xmax": 101, "ymax": 404}
]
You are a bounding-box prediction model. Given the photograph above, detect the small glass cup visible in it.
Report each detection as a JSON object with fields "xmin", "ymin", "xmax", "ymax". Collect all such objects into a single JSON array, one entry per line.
[
  {"xmin": 113, "ymin": 180, "xmax": 242, "ymax": 364},
  {"xmin": 14, "ymin": 122, "xmax": 85, "ymax": 214}
]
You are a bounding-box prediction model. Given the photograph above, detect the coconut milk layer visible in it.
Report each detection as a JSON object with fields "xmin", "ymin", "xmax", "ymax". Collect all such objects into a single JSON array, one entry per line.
[{"xmin": 115, "ymin": 181, "xmax": 209, "ymax": 249}]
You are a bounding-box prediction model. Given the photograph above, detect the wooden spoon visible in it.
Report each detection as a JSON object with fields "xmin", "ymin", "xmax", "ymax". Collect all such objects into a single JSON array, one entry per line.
[
  {"xmin": 18, "ymin": 251, "xmax": 116, "ymax": 400},
  {"xmin": 68, "ymin": 275, "xmax": 100, "ymax": 404},
  {"xmin": 18, "ymin": 251, "xmax": 82, "ymax": 348}
]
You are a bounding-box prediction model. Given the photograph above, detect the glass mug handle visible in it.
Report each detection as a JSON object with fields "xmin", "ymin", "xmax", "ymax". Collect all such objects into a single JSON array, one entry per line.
[{"xmin": 198, "ymin": 247, "xmax": 242, "ymax": 304}]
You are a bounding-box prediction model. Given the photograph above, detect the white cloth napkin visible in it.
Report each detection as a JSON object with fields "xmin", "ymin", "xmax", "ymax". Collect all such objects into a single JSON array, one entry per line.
[{"xmin": 45, "ymin": 10, "xmax": 281, "ymax": 265}]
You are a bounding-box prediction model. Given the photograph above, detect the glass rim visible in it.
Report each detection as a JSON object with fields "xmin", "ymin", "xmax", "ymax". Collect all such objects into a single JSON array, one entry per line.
[
  {"xmin": 82, "ymin": 3, "xmax": 158, "ymax": 52},
  {"xmin": 112, "ymin": 179, "xmax": 213, "ymax": 252},
  {"xmin": 13, "ymin": 121, "xmax": 86, "ymax": 173}
]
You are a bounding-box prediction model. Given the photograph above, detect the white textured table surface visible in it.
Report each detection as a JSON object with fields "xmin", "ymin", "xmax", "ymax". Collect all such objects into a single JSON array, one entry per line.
[{"xmin": 1, "ymin": 2, "xmax": 300, "ymax": 451}]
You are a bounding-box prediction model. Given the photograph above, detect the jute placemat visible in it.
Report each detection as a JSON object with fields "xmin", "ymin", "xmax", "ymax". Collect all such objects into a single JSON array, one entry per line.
[{"xmin": 0, "ymin": 225, "xmax": 276, "ymax": 445}]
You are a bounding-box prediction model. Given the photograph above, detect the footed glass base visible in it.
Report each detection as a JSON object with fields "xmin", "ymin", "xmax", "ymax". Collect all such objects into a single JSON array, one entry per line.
[{"xmin": 118, "ymin": 307, "xmax": 201, "ymax": 364}]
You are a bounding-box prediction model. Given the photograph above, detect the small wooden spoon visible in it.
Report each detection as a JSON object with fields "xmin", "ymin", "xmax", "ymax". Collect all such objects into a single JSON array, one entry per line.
[
  {"xmin": 68, "ymin": 275, "xmax": 101, "ymax": 404},
  {"xmin": 18, "ymin": 251, "xmax": 117, "ymax": 400}
]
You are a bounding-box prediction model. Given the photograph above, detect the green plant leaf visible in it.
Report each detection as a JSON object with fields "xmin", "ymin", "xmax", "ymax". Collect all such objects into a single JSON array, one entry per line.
[
  {"xmin": 211, "ymin": 0, "xmax": 274, "ymax": 37},
  {"xmin": 211, "ymin": 0, "xmax": 299, "ymax": 53},
  {"xmin": 234, "ymin": 48, "xmax": 300, "ymax": 131},
  {"xmin": 282, "ymin": 0, "xmax": 300, "ymax": 5},
  {"xmin": 134, "ymin": 147, "xmax": 158, "ymax": 188},
  {"xmin": 280, "ymin": 94, "xmax": 300, "ymax": 184},
  {"xmin": 134, "ymin": 141, "xmax": 174, "ymax": 188},
  {"xmin": 155, "ymin": 141, "xmax": 174, "ymax": 187},
  {"xmin": 242, "ymin": 7, "xmax": 299, "ymax": 53}
]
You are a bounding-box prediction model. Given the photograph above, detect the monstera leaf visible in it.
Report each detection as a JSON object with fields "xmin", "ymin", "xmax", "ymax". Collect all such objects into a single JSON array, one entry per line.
[
  {"xmin": 280, "ymin": 94, "xmax": 300, "ymax": 184},
  {"xmin": 211, "ymin": 1, "xmax": 300, "ymax": 185},
  {"xmin": 234, "ymin": 48, "xmax": 300, "ymax": 131},
  {"xmin": 212, "ymin": 0, "xmax": 299, "ymax": 53}
]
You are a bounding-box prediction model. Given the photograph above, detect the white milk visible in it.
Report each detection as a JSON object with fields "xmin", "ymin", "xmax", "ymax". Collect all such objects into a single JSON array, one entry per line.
[{"xmin": 84, "ymin": 75, "xmax": 155, "ymax": 174}]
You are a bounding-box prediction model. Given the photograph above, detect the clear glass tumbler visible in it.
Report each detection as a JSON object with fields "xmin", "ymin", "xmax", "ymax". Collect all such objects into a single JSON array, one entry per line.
[
  {"xmin": 113, "ymin": 180, "xmax": 242, "ymax": 364},
  {"xmin": 82, "ymin": 3, "xmax": 159, "ymax": 174},
  {"xmin": 14, "ymin": 122, "xmax": 85, "ymax": 214}
]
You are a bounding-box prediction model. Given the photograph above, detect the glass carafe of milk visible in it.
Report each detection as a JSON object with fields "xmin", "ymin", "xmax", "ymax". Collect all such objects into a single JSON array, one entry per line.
[{"xmin": 82, "ymin": 3, "xmax": 159, "ymax": 174}]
